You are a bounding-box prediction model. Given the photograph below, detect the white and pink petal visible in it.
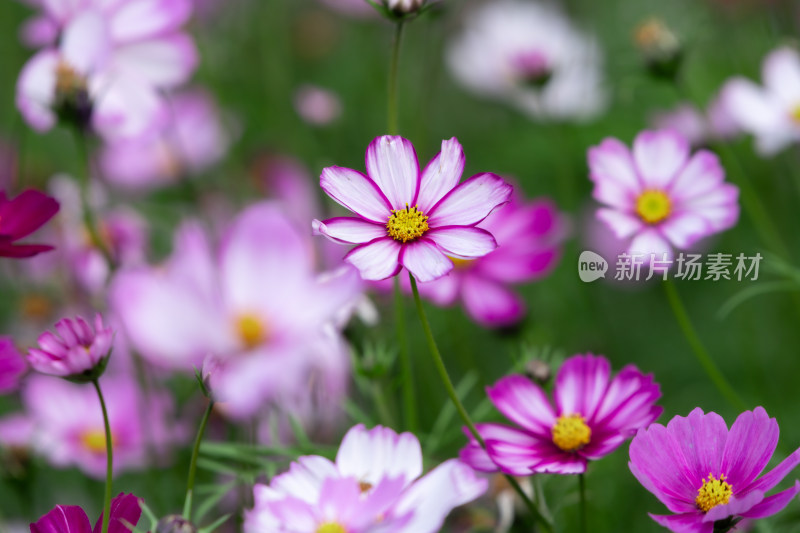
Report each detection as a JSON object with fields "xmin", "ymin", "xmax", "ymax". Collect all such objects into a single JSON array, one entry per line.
[
  {"xmin": 365, "ymin": 135, "xmax": 420, "ymax": 210},
  {"xmin": 427, "ymin": 173, "xmax": 512, "ymax": 227}
]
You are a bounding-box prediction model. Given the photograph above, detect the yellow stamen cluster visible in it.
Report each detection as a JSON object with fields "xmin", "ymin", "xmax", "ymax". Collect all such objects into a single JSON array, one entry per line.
[
  {"xmin": 635, "ymin": 190, "xmax": 671, "ymax": 224},
  {"xmin": 81, "ymin": 429, "xmax": 108, "ymax": 454},
  {"xmin": 317, "ymin": 523, "xmax": 347, "ymax": 533},
  {"xmin": 695, "ymin": 473, "xmax": 733, "ymax": 512},
  {"xmin": 237, "ymin": 314, "xmax": 267, "ymax": 349},
  {"xmin": 55, "ymin": 61, "xmax": 88, "ymax": 99},
  {"xmin": 386, "ymin": 205, "xmax": 429, "ymax": 243},
  {"xmin": 449, "ymin": 256, "xmax": 473, "ymax": 269},
  {"xmin": 551, "ymin": 413, "xmax": 591, "ymax": 452},
  {"xmin": 791, "ymin": 105, "xmax": 800, "ymax": 124}
]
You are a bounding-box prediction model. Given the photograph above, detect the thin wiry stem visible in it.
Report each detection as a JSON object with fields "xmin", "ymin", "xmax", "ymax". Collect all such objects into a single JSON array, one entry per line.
[
  {"xmin": 183, "ymin": 399, "xmax": 215, "ymax": 520},
  {"xmin": 92, "ymin": 379, "xmax": 113, "ymax": 533}
]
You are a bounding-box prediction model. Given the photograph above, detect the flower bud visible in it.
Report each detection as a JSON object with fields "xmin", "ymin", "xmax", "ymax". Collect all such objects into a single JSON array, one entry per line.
[
  {"xmin": 385, "ymin": 0, "xmax": 426, "ymax": 15},
  {"xmin": 156, "ymin": 515, "xmax": 198, "ymax": 533},
  {"xmin": 634, "ymin": 18, "xmax": 683, "ymax": 81},
  {"xmin": 27, "ymin": 313, "xmax": 113, "ymax": 383}
]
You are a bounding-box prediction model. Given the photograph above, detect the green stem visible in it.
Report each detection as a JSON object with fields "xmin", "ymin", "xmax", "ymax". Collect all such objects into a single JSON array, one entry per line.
[
  {"xmin": 73, "ymin": 130, "xmax": 114, "ymax": 266},
  {"xmin": 663, "ymin": 280, "xmax": 746, "ymax": 410},
  {"xmin": 394, "ymin": 277, "xmax": 417, "ymax": 432},
  {"xmin": 408, "ymin": 273, "xmax": 553, "ymax": 533},
  {"xmin": 387, "ymin": 21, "xmax": 405, "ymax": 135},
  {"xmin": 579, "ymin": 473, "xmax": 587, "ymax": 533},
  {"xmin": 183, "ymin": 399, "xmax": 215, "ymax": 520},
  {"xmin": 92, "ymin": 379, "xmax": 113, "ymax": 533}
]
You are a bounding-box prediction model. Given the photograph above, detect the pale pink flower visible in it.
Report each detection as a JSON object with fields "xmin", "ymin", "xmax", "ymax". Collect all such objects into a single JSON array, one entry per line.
[
  {"xmin": 313, "ymin": 136, "xmax": 512, "ymax": 282},
  {"xmin": 293, "ymin": 84, "xmax": 342, "ymax": 126},
  {"xmin": 111, "ymin": 202, "xmax": 361, "ymax": 417},
  {"xmin": 16, "ymin": 0, "xmax": 197, "ymax": 140},
  {"xmin": 722, "ymin": 46, "xmax": 800, "ymax": 155},
  {"xmin": 589, "ymin": 129, "xmax": 739, "ymax": 260},
  {"xmin": 20, "ymin": 374, "xmax": 179, "ymax": 478},
  {"xmin": 99, "ymin": 88, "xmax": 230, "ymax": 190},
  {"xmin": 446, "ymin": 0, "xmax": 607, "ymax": 122},
  {"xmin": 244, "ymin": 424, "xmax": 487, "ymax": 533}
]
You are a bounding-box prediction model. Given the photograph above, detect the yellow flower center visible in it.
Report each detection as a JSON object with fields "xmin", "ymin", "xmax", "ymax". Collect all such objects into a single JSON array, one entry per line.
[
  {"xmin": 80, "ymin": 429, "xmax": 108, "ymax": 454},
  {"xmin": 317, "ymin": 523, "xmax": 347, "ymax": 533},
  {"xmin": 358, "ymin": 481, "xmax": 373, "ymax": 493},
  {"xmin": 696, "ymin": 473, "xmax": 733, "ymax": 512},
  {"xmin": 55, "ymin": 60, "xmax": 88, "ymax": 99},
  {"xmin": 635, "ymin": 190, "xmax": 671, "ymax": 224},
  {"xmin": 386, "ymin": 204, "xmax": 429, "ymax": 243},
  {"xmin": 448, "ymin": 256, "xmax": 473, "ymax": 269},
  {"xmin": 790, "ymin": 105, "xmax": 800, "ymax": 124},
  {"xmin": 237, "ymin": 314, "xmax": 268, "ymax": 349},
  {"xmin": 551, "ymin": 413, "xmax": 591, "ymax": 451}
]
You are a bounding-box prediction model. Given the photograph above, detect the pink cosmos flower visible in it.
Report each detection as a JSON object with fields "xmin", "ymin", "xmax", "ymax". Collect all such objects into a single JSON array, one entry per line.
[
  {"xmin": 589, "ymin": 129, "xmax": 739, "ymax": 260},
  {"xmin": 413, "ymin": 195, "xmax": 564, "ymax": 327},
  {"xmin": 294, "ymin": 84, "xmax": 342, "ymax": 126},
  {"xmin": 313, "ymin": 136, "xmax": 512, "ymax": 282},
  {"xmin": 99, "ymin": 88, "xmax": 230, "ymax": 190},
  {"xmin": 651, "ymin": 95, "xmax": 740, "ymax": 148},
  {"xmin": 629, "ymin": 407, "xmax": 800, "ymax": 532},
  {"xmin": 31, "ymin": 492, "xmax": 142, "ymax": 533},
  {"xmin": 111, "ymin": 202, "xmax": 361, "ymax": 417},
  {"xmin": 446, "ymin": 0, "xmax": 607, "ymax": 122},
  {"xmin": 27, "ymin": 313, "xmax": 112, "ymax": 380},
  {"xmin": 0, "ymin": 189, "xmax": 59, "ymax": 258},
  {"xmin": 0, "ymin": 337, "xmax": 27, "ymax": 394},
  {"xmin": 244, "ymin": 424, "xmax": 488, "ymax": 532},
  {"xmin": 21, "ymin": 374, "xmax": 179, "ymax": 478},
  {"xmin": 722, "ymin": 46, "xmax": 800, "ymax": 156},
  {"xmin": 461, "ymin": 354, "xmax": 662, "ymax": 475},
  {"xmin": 16, "ymin": 0, "xmax": 197, "ymax": 139}
]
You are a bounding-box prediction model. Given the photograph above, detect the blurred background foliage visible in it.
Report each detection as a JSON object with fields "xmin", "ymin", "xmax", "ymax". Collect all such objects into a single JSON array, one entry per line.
[{"xmin": 2, "ymin": 0, "xmax": 800, "ymax": 531}]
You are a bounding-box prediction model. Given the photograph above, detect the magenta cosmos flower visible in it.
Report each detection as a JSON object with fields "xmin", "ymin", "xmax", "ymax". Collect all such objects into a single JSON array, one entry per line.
[
  {"xmin": 27, "ymin": 313, "xmax": 112, "ymax": 381},
  {"xmin": 313, "ymin": 136, "xmax": 513, "ymax": 282},
  {"xmin": 0, "ymin": 337, "xmax": 27, "ymax": 394},
  {"xmin": 31, "ymin": 492, "xmax": 141, "ymax": 533},
  {"xmin": 16, "ymin": 0, "xmax": 196, "ymax": 139},
  {"xmin": 461, "ymin": 354, "xmax": 662, "ymax": 474},
  {"xmin": 245, "ymin": 424, "xmax": 487, "ymax": 532},
  {"xmin": 0, "ymin": 189, "xmax": 59, "ymax": 258},
  {"xmin": 629, "ymin": 407, "xmax": 800, "ymax": 533},
  {"xmin": 590, "ymin": 129, "xmax": 739, "ymax": 260},
  {"xmin": 413, "ymin": 195, "xmax": 564, "ymax": 327}
]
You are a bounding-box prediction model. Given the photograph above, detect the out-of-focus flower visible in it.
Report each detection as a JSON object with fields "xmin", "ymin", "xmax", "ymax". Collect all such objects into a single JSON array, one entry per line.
[
  {"xmin": 650, "ymin": 94, "xmax": 740, "ymax": 148},
  {"xmin": 27, "ymin": 313, "xmax": 112, "ymax": 381},
  {"xmin": 413, "ymin": 196, "xmax": 565, "ymax": 327},
  {"xmin": 99, "ymin": 88, "xmax": 230, "ymax": 190},
  {"xmin": 0, "ymin": 189, "xmax": 59, "ymax": 258},
  {"xmin": 30, "ymin": 492, "xmax": 142, "ymax": 533},
  {"xmin": 633, "ymin": 18, "xmax": 682, "ymax": 80},
  {"xmin": 293, "ymin": 84, "xmax": 342, "ymax": 126},
  {"xmin": 16, "ymin": 0, "xmax": 197, "ymax": 139},
  {"xmin": 313, "ymin": 136, "xmax": 512, "ymax": 282},
  {"xmin": 721, "ymin": 46, "xmax": 800, "ymax": 156},
  {"xmin": 244, "ymin": 424, "xmax": 488, "ymax": 532},
  {"xmin": 155, "ymin": 515, "xmax": 198, "ymax": 533},
  {"xmin": 111, "ymin": 202, "xmax": 361, "ymax": 417},
  {"xmin": 21, "ymin": 375, "xmax": 179, "ymax": 478},
  {"xmin": 0, "ymin": 337, "xmax": 27, "ymax": 394},
  {"xmin": 461, "ymin": 354, "xmax": 661, "ymax": 475},
  {"xmin": 446, "ymin": 0, "xmax": 607, "ymax": 122},
  {"xmin": 589, "ymin": 129, "xmax": 739, "ymax": 260},
  {"xmin": 629, "ymin": 407, "xmax": 800, "ymax": 532}
]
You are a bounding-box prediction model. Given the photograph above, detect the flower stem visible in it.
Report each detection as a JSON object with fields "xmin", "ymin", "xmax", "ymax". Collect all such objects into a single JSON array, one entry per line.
[
  {"xmin": 394, "ymin": 277, "xmax": 417, "ymax": 432},
  {"xmin": 387, "ymin": 21, "xmax": 405, "ymax": 135},
  {"xmin": 73, "ymin": 130, "xmax": 114, "ymax": 267},
  {"xmin": 183, "ymin": 399, "xmax": 214, "ymax": 520},
  {"xmin": 663, "ymin": 279, "xmax": 746, "ymax": 410},
  {"xmin": 579, "ymin": 473, "xmax": 587, "ymax": 533},
  {"xmin": 92, "ymin": 379, "xmax": 113, "ymax": 533},
  {"xmin": 408, "ymin": 273, "xmax": 553, "ymax": 533}
]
